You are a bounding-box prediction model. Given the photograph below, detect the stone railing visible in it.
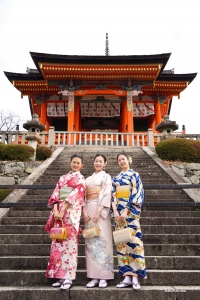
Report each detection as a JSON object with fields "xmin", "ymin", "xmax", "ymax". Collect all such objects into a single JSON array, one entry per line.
[{"xmin": 0, "ymin": 129, "xmax": 199, "ymax": 148}]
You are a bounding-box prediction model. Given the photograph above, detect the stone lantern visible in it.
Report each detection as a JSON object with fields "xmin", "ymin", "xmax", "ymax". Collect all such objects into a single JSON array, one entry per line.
[
  {"xmin": 156, "ymin": 115, "xmax": 179, "ymax": 139},
  {"xmin": 23, "ymin": 114, "xmax": 45, "ymax": 160}
]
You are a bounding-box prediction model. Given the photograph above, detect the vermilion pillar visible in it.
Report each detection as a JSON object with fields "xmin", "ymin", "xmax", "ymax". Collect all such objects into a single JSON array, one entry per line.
[
  {"xmin": 40, "ymin": 101, "xmax": 47, "ymax": 129},
  {"xmin": 74, "ymin": 100, "xmax": 80, "ymax": 131},
  {"xmin": 149, "ymin": 115, "xmax": 155, "ymax": 131},
  {"xmin": 127, "ymin": 89, "xmax": 134, "ymax": 145},
  {"xmin": 121, "ymin": 99, "xmax": 127, "ymax": 132},
  {"xmin": 68, "ymin": 88, "xmax": 75, "ymax": 144},
  {"xmin": 155, "ymin": 99, "xmax": 161, "ymax": 126},
  {"xmin": 74, "ymin": 100, "xmax": 80, "ymax": 141}
]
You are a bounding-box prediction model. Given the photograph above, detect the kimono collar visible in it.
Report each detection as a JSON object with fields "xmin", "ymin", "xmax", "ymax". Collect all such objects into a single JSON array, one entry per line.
[
  {"xmin": 93, "ymin": 170, "xmax": 106, "ymax": 176},
  {"xmin": 119, "ymin": 169, "xmax": 133, "ymax": 175},
  {"xmin": 70, "ymin": 171, "xmax": 81, "ymax": 175}
]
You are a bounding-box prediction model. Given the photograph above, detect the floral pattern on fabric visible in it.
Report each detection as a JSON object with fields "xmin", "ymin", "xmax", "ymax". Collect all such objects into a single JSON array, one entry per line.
[
  {"xmin": 112, "ymin": 170, "xmax": 147, "ymax": 279},
  {"xmin": 45, "ymin": 171, "xmax": 85, "ymax": 280},
  {"xmin": 47, "ymin": 171, "xmax": 85, "ymax": 232},
  {"xmin": 85, "ymin": 235, "xmax": 114, "ymax": 272}
]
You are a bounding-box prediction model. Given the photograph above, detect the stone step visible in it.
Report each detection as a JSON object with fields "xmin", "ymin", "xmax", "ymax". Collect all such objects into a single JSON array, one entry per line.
[
  {"xmin": 7, "ymin": 210, "xmax": 200, "ymax": 218},
  {"xmin": 25, "ymin": 189, "xmax": 189, "ymax": 196},
  {"xmin": 1, "ymin": 244, "xmax": 199, "ymax": 256},
  {"xmin": 1, "ymin": 224, "xmax": 199, "ymax": 234},
  {"xmin": 0, "ymin": 233, "xmax": 199, "ymax": 245},
  {"xmin": 0, "ymin": 286, "xmax": 200, "ymax": 300},
  {"xmin": 2, "ymin": 216, "xmax": 200, "ymax": 225},
  {"xmin": 0, "ymin": 255, "xmax": 199, "ymax": 270},
  {"xmin": 36, "ymin": 178, "xmax": 174, "ymax": 183},
  {"xmin": 16, "ymin": 198, "xmax": 192, "ymax": 204},
  {"xmin": 0, "ymin": 269, "xmax": 200, "ymax": 286}
]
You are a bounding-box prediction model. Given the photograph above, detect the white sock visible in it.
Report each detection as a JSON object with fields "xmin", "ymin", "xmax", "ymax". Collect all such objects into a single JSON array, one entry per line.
[
  {"xmin": 132, "ymin": 276, "xmax": 139, "ymax": 284},
  {"xmin": 123, "ymin": 275, "xmax": 131, "ymax": 283}
]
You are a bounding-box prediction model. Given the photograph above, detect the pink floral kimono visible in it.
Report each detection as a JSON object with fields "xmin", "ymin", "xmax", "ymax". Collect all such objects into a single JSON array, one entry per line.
[
  {"xmin": 83, "ymin": 171, "xmax": 114, "ymax": 280},
  {"xmin": 45, "ymin": 171, "xmax": 85, "ymax": 280}
]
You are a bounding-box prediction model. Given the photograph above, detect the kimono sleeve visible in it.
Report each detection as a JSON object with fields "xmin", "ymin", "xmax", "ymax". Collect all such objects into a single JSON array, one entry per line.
[
  {"xmin": 128, "ymin": 172, "xmax": 144, "ymax": 207},
  {"xmin": 100, "ymin": 174, "xmax": 112, "ymax": 208},
  {"xmin": 111, "ymin": 177, "xmax": 117, "ymax": 204},
  {"xmin": 65, "ymin": 174, "xmax": 86, "ymax": 206},
  {"xmin": 47, "ymin": 176, "xmax": 63, "ymax": 208}
]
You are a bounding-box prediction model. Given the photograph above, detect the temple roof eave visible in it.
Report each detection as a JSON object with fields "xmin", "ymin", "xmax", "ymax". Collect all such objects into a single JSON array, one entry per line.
[
  {"xmin": 4, "ymin": 71, "xmax": 43, "ymax": 83},
  {"xmin": 158, "ymin": 73, "xmax": 197, "ymax": 84},
  {"xmin": 30, "ymin": 52, "xmax": 172, "ymax": 73}
]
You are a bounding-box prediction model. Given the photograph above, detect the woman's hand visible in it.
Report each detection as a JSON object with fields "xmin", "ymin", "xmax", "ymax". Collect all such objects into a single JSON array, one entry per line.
[
  {"xmin": 82, "ymin": 207, "xmax": 90, "ymax": 222},
  {"xmin": 83, "ymin": 211, "xmax": 91, "ymax": 222},
  {"xmin": 54, "ymin": 210, "xmax": 64, "ymax": 220},
  {"xmin": 113, "ymin": 209, "xmax": 120, "ymax": 221},
  {"xmin": 92, "ymin": 210, "xmax": 100, "ymax": 223},
  {"xmin": 119, "ymin": 208, "xmax": 128, "ymax": 221}
]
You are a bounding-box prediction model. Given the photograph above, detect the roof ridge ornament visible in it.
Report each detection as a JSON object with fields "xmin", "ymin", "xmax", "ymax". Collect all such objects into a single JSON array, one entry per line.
[{"xmin": 105, "ymin": 33, "xmax": 109, "ymax": 56}]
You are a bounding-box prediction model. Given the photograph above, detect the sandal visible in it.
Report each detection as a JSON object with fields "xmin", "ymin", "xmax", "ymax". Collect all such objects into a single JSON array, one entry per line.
[
  {"xmin": 99, "ymin": 280, "xmax": 107, "ymax": 288},
  {"xmin": 86, "ymin": 279, "xmax": 99, "ymax": 288},
  {"xmin": 116, "ymin": 281, "xmax": 132, "ymax": 288},
  {"xmin": 52, "ymin": 279, "xmax": 64, "ymax": 287},
  {"xmin": 132, "ymin": 283, "xmax": 141, "ymax": 290},
  {"xmin": 60, "ymin": 279, "xmax": 72, "ymax": 290}
]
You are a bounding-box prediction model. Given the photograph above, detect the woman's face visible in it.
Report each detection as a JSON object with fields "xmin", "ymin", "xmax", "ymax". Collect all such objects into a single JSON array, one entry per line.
[
  {"xmin": 118, "ymin": 154, "xmax": 129, "ymax": 171},
  {"xmin": 70, "ymin": 157, "xmax": 83, "ymax": 172},
  {"xmin": 94, "ymin": 156, "xmax": 106, "ymax": 173}
]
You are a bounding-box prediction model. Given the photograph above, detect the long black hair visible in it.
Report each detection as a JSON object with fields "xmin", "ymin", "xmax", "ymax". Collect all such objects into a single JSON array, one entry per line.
[
  {"xmin": 117, "ymin": 152, "xmax": 129, "ymax": 161},
  {"xmin": 70, "ymin": 154, "xmax": 83, "ymax": 164},
  {"xmin": 94, "ymin": 153, "xmax": 107, "ymax": 163}
]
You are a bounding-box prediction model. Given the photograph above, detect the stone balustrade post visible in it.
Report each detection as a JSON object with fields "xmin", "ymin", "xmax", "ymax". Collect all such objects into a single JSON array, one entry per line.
[
  {"xmin": 147, "ymin": 128, "xmax": 154, "ymax": 147},
  {"xmin": 8, "ymin": 133, "xmax": 13, "ymax": 144},
  {"xmin": 48, "ymin": 126, "xmax": 55, "ymax": 147}
]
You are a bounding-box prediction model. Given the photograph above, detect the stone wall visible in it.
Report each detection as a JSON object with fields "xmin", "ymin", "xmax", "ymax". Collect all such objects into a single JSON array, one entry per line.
[
  {"xmin": 0, "ymin": 161, "xmax": 42, "ymax": 185},
  {"xmin": 169, "ymin": 162, "xmax": 200, "ymax": 184}
]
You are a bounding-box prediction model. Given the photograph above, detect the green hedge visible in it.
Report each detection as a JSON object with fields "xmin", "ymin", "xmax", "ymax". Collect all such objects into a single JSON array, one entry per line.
[
  {"xmin": 36, "ymin": 146, "xmax": 52, "ymax": 161},
  {"xmin": 0, "ymin": 144, "xmax": 34, "ymax": 161},
  {"xmin": 155, "ymin": 138, "xmax": 200, "ymax": 163},
  {"xmin": 0, "ymin": 189, "xmax": 13, "ymax": 202}
]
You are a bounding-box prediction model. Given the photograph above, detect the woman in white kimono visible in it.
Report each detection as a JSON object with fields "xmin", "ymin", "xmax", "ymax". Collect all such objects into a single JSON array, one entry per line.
[{"xmin": 82, "ymin": 154, "xmax": 114, "ymax": 288}]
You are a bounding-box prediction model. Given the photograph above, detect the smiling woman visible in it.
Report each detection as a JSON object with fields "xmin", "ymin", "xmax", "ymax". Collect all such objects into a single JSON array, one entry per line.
[
  {"xmin": 45, "ymin": 154, "xmax": 86, "ymax": 290},
  {"xmin": 82, "ymin": 153, "xmax": 114, "ymax": 288}
]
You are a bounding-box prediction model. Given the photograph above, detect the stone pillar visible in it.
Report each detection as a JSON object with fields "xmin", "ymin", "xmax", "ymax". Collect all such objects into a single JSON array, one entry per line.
[
  {"xmin": 147, "ymin": 128, "xmax": 154, "ymax": 147},
  {"xmin": 48, "ymin": 126, "xmax": 55, "ymax": 147}
]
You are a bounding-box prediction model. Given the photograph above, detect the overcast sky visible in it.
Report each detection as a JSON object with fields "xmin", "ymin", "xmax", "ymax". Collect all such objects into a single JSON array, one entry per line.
[{"xmin": 0, "ymin": 0, "xmax": 199, "ymax": 133}]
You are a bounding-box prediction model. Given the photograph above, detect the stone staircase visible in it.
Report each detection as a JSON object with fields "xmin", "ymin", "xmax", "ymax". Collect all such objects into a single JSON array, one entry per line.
[{"xmin": 0, "ymin": 147, "xmax": 200, "ymax": 300}]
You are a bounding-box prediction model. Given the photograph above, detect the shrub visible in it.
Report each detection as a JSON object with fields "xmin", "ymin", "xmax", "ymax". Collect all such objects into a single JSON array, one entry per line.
[
  {"xmin": 36, "ymin": 146, "xmax": 52, "ymax": 161},
  {"xmin": 155, "ymin": 138, "xmax": 200, "ymax": 163},
  {"xmin": 0, "ymin": 144, "xmax": 34, "ymax": 161},
  {"xmin": 0, "ymin": 189, "xmax": 13, "ymax": 202}
]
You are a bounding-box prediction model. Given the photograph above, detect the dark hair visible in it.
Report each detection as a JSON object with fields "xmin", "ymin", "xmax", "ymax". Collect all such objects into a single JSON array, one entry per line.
[
  {"xmin": 94, "ymin": 153, "xmax": 107, "ymax": 163},
  {"xmin": 70, "ymin": 154, "xmax": 83, "ymax": 164},
  {"xmin": 117, "ymin": 152, "xmax": 129, "ymax": 161}
]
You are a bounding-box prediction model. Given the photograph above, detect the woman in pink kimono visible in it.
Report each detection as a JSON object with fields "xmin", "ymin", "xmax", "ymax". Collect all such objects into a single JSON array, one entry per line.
[
  {"xmin": 45, "ymin": 154, "xmax": 85, "ymax": 290},
  {"xmin": 82, "ymin": 154, "xmax": 114, "ymax": 288}
]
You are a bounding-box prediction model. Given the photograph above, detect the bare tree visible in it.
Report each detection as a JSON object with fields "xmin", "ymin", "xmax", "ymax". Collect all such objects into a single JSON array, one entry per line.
[{"xmin": 0, "ymin": 110, "xmax": 22, "ymax": 131}]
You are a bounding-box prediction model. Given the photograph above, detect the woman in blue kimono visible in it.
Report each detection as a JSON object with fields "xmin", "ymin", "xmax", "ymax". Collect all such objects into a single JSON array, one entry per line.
[{"xmin": 112, "ymin": 152, "xmax": 147, "ymax": 290}]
